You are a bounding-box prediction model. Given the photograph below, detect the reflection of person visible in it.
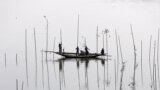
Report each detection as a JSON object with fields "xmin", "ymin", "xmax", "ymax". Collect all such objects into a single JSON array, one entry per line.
[
  {"xmin": 76, "ymin": 46, "xmax": 79, "ymax": 55},
  {"xmin": 85, "ymin": 46, "xmax": 89, "ymax": 55},
  {"xmin": 101, "ymin": 48, "xmax": 104, "ymax": 55},
  {"xmin": 59, "ymin": 43, "xmax": 62, "ymax": 53}
]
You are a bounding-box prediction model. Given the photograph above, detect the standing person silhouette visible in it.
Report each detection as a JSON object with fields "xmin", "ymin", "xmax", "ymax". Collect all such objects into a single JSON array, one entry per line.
[
  {"xmin": 59, "ymin": 43, "xmax": 62, "ymax": 54},
  {"xmin": 85, "ymin": 46, "xmax": 89, "ymax": 55},
  {"xmin": 76, "ymin": 46, "xmax": 79, "ymax": 55}
]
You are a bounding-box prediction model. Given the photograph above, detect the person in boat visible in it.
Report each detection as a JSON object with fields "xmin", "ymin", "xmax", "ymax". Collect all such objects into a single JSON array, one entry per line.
[
  {"xmin": 85, "ymin": 46, "xmax": 89, "ymax": 55},
  {"xmin": 59, "ymin": 43, "xmax": 62, "ymax": 54},
  {"xmin": 76, "ymin": 46, "xmax": 79, "ymax": 55},
  {"xmin": 101, "ymin": 48, "xmax": 104, "ymax": 55}
]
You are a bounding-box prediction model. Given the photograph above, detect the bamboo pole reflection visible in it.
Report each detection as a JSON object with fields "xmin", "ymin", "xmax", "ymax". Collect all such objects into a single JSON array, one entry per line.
[{"xmin": 76, "ymin": 59, "xmax": 81, "ymax": 90}]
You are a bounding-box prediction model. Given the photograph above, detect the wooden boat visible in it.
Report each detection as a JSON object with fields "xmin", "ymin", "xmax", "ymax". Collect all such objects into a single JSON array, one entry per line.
[
  {"xmin": 44, "ymin": 51, "xmax": 106, "ymax": 58},
  {"xmin": 55, "ymin": 52, "xmax": 105, "ymax": 58}
]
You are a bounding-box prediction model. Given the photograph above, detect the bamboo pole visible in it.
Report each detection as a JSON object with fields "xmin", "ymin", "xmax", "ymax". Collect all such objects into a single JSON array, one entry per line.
[
  {"xmin": 34, "ymin": 28, "xmax": 38, "ymax": 88},
  {"xmin": 97, "ymin": 60, "xmax": 99, "ymax": 88},
  {"xmin": 76, "ymin": 59, "xmax": 80, "ymax": 90},
  {"xmin": 77, "ymin": 15, "xmax": 79, "ymax": 47},
  {"xmin": 153, "ymin": 41, "xmax": 156, "ymax": 89},
  {"xmin": 53, "ymin": 37, "xmax": 56, "ymax": 78},
  {"xmin": 44, "ymin": 16, "xmax": 50, "ymax": 90},
  {"xmin": 41, "ymin": 49, "xmax": 44, "ymax": 89},
  {"xmin": 25, "ymin": 29, "xmax": 29, "ymax": 87},
  {"xmin": 104, "ymin": 60, "xmax": 105, "ymax": 90},
  {"xmin": 155, "ymin": 65, "xmax": 157, "ymax": 90},
  {"xmin": 62, "ymin": 61, "xmax": 66, "ymax": 87},
  {"xmin": 156, "ymin": 29, "xmax": 160, "ymax": 90},
  {"xmin": 130, "ymin": 24, "xmax": 137, "ymax": 90},
  {"xmin": 149, "ymin": 36, "xmax": 153, "ymax": 87},
  {"xmin": 115, "ymin": 30, "xmax": 119, "ymax": 84},
  {"xmin": 5, "ymin": 53, "xmax": 7, "ymax": 68},
  {"xmin": 141, "ymin": 40, "xmax": 143, "ymax": 85},
  {"xmin": 16, "ymin": 79, "xmax": 18, "ymax": 90},
  {"xmin": 96, "ymin": 27, "xmax": 100, "ymax": 89},
  {"xmin": 16, "ymin": 53, "xmax": 18, "ymax": 66},
  {"xmin": 96, "ymin": 26, "xmax": 98, "ymax": 53},
  {"xmin": 21, "ymin": 81, "xmax": 24, "ymax": 90},
  {"xmin": 105, "ymin": 29, "xmax": 109, "ymax": 86},
  {"xmin": 114, "ymin": 59, "xmax": 117, "ymax": 90},
  {"xmin": 59, "ymin": 61, "xmax": 62, "ymax": 90},
  {"xmin": 118, "ymin": 36, "xmax": 124, "ymax": 90}
]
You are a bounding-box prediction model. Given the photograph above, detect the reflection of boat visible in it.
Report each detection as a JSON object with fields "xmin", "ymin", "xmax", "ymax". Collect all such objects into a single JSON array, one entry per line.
[{"xmin": 51, "ymin": 57, "xmax": 110, "ymax": 63}]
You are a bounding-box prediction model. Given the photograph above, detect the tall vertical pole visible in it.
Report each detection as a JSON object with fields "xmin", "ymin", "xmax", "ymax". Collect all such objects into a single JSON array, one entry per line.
[
  {"xmin": 60, "ymin": 29, "xmax": 62, "ymax": 45},
  {"xmin": 118, "ymin": 36, "xmax": 124, "ymax": 90},
  {"xmin": 77, "ymin": 15, "xmax": 79, "ymax": 47},
  {"xmin": 34, "ymin": 28, "xmax": 38, "ymax": 88},
  {"xmin": 130, "ymin": 24, "xmax": 136, "ymax": 90},
  {"xmin": 157, "ymin": 29, "xmax": 160, "ymax": 90},
  {"xmin": 96, "ymin": 26, "xmax": 98, "ymax": 53},
  {"xmin": 5, "ymin": 53, "xmax": 7, "ymax": 68},
  {"xmin": 149, "ymin": 36, "xmax": 153, "ymax": 87},
  {"xmin": 96, "ymin": 26, "xmax": 99, "ymax": 88},
  {"xmin": 105, "ymin": 29, "xmax": 109, "ymax": 86},
  {"xmin": 44, "ymin": 16, "xmax": 50, "ymax": 90},
  {"xmin": 102, "ymin": 31, "xmax": 104, "ymax": 49},
  {"xmin": 21, "ymin": 81, "xmax": 24, "ymax": 90},
  {"xmin": 16, "ymin": 79, "xmax": 18, "ymax": 90},
  {"xmin": 41, "ymin": 49, "xmax": 44, "ymax": 89},
  {"xmin": 16, "ymin": 53, "xmax": 18, "ymax": 66},
  {"xmin": 141, "ymin": 40, "xmax": 143, "ymax": 85},
  {"xmin": 114, "ymin": 59, "xmax": 117, "ymax": 90},
  {"xmin": 153, "ymin": 41, "xmax": 156, "ymax": 89},
  {"xmin": 25, "ymin": 29, "xmax": 29, "ymax": 87},
  {"xmin": 115, "ymin": 30, "xmax": 119, "ymax": 83}
]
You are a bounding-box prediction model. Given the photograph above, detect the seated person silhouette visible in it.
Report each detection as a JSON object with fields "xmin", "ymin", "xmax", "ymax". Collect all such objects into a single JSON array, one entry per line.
[{"xmin": 101, "ymin": 48, "xmax": 104, "ymax": 55}]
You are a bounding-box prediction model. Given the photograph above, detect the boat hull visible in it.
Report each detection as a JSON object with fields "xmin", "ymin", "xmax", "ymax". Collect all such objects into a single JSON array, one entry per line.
[{"xmin": 55, "ymin": 52, "xmax": 103, "ymax": 58}]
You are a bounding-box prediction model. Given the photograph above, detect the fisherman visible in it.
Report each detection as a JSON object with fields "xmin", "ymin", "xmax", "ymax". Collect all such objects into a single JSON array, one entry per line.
[
  {"xmin": 101, "ymin": 48, "xmax": 104, "ymax": 55},
  {"xmin": 59, "ymin": 43, "xmax": 62, "ymax": 53},
  {"xmin": 85, "ymin": 46, "xmax": 89, "ymax": 55},
  {"xmin": 76, "ymin": 46, "xmax": 79, "ymax": 55}
]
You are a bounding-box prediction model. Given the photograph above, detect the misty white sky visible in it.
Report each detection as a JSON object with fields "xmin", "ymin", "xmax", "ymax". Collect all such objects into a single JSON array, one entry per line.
[{"xmin": 0, "ymin": 0, "xmax": 160, "ymax": 53}]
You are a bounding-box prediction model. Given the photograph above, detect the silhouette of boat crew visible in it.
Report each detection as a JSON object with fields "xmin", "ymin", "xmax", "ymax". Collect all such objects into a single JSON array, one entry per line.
[
  {"xmin": 59, "ymin": 43, "xmax": 62, "ymax": 54},
  {"xmin": 76, "ymin": 46, "xmax": 79, "ymax": 55},
  {"xmin": 101, "ymin": 48, "xmax": 104, "ymax": 55},
  {"xmin": 85, "ymin": 46, "xmax": 89, "ymax": 55}
]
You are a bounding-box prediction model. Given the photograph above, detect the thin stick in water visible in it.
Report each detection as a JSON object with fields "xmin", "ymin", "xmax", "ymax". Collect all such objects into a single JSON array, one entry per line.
[
  {"xmin": 41, "ymin": 49, "xmax": 44, "ymax": 89},
  {"xmin": 5, "ymin": 53, "xmax": 7, "ymax": 68},
  {"xmin": 149, "ymin": 36, "xmax": 153, "ymax": 87},
  {"xmin": 97, "ymin": 60, "xmax": 99, "ymax": 88},
  {"xmin": 16, "ymin": 53, "xmax": 18, "ymax": 66},
  {"xmin": 33, "ymin": 28, "xmax": 38, "ymax": 88},
  {"xmin": 156, "ymin": 29, "xmax": 160, "ymax": 90},
  {"xmin": 44, "ymin": 16, "xmax": 50, "ymax": 90},
  {"xmin": 53, "ymin": 37, "xmax": 57, "ymax": 78},
  {"xmin": 25, "ymin": 29, "xmax": 29, "ymax": 87},
  {"xmin": 16, "ymin": 79, "xmax": 18, "ymax": 90},
  {"xmin": 21, "ymin": 81, "xmax": 24, "ymax": 90},
  {"xmin": 105, "ymin": 29, "xmax": 109, "ymax": 86},
  {"xmin": 118, "ymin": 36, "xmax": 124, "ymax": 90},
  {"xmin": 114, "ymin": 59, "xmax": 117, "ymax": 90},
  {"xmin": 130, "ymin": 24, "xmax": 137, "ymax": 90},
  {"xmin": 141, "ymin": 40, "xmax": 143, "ymax": 85},
  {"xmin": 153, "ymin": 40, "xmax": 156, "ymax": 89},
  {"xmin": 115, "ymin": 30, "xmax": 119, "ymax": 84}
]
